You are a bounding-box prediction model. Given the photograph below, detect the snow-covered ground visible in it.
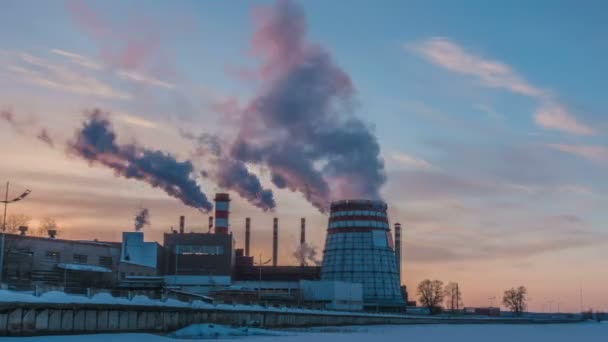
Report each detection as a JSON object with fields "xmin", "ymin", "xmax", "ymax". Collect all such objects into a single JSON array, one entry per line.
[
  {"xmin": 0, "ymin": 323, "xmax": 605, "ymax": 342},
  {"xmin": 0, "ymin": 290, "xmax": 401, "ymax": 317}
]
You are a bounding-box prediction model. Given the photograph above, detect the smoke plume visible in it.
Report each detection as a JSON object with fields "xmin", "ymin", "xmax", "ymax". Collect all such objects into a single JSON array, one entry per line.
[
  {"xmin": 134, "ymin": 208, "xmax": 150, "ymax": 231},
  {"xmin": 292, "ymin": 242, "xmax": 322, "ymax": 266},
  {"xmin": 183, "ymin": 131, "xmax": 276, "ymax": 211},
  {"xmin": 1, "ymin": 108, "xmax": 26, "ymax": 134},
  {"xmin": 69, "ymin": 109, "xmax": 213, "ymax": 212},
  {"xmin": 37, "ymin": 129, "xmax": 54, "ymax": 147},
  {"xmin": 2, "ymin": 107, "xmax": 56, "ymax": 147},
  {"xmin": 227, "ymin": 0, "xmax": 386, "ymax": 212}
]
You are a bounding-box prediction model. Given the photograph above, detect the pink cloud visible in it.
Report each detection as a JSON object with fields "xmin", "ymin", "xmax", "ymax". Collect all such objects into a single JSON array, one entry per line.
[
  {"xmin": 535, "ymin": 104, "xmax": 595, "ymax": 136},
  {"xmin": 547, "ymin": 143, "xmax": 608, "ymax": 164}
]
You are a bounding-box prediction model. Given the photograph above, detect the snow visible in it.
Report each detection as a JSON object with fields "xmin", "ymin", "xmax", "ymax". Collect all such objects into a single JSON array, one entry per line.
[
  {"xmin": 56, "ymin": 263, "xmax": 112, "ymax": 273},
  {"xmin": 168, "ymin": 323, "xmax": 291, "ymax": 339},
  {"xmin": 0, "ymin": 323, "xmax": 605, "ymax": 342},
  {"xmin": 0, "ymin": 289, "xmax": 406, "ymax": 317}
]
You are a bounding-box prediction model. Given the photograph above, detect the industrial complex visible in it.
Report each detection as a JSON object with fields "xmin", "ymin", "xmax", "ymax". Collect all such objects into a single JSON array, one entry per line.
[{"xmin": 0, "ymin": 193, "xmax": 408, "ymax": 312}]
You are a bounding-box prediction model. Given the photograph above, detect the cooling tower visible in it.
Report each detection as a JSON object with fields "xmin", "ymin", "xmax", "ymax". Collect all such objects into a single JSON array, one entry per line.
[{"xmin": 321, "ymin": 199, "xmax": 404, "ymax": 308}]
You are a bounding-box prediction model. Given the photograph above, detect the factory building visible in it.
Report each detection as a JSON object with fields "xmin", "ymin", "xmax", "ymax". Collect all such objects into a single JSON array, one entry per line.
[
  {"xmin": 1, "ymin": 233, "xmax": 121, "ymax": 290},
  {"xmin": 321, "ymin": 199, "xmax": 404, "ymax": 310},
  {"xmin": 0, "ymin": 193, "xmax": 406, "ymax": 311}
]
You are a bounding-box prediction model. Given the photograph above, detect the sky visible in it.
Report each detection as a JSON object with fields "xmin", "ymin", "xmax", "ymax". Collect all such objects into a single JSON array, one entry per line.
[{"xmin": 1, "ymin": 0, "xmax": 607, "ymax": 312}]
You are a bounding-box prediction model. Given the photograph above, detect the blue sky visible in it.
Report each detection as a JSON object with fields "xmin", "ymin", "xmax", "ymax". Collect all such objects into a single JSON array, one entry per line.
[{"xmin": 1, "ymin": 0, "xmax": 607, "ymax": 311}]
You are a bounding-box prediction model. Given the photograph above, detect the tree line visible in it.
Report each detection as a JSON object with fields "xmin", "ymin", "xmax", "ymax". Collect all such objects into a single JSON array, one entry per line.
[
  {"xmin": 417, "ymin": 279, "xmax": 528, "ymax": 316},
  {"xmin": 2, "ymin": 213, "xmax": 62, "ymax": 237}
]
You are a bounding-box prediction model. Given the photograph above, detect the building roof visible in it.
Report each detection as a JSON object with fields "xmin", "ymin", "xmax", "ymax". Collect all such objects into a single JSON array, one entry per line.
[{"xmin": 57, "ymin": 263, "xmax": 112, "ymax": 273}]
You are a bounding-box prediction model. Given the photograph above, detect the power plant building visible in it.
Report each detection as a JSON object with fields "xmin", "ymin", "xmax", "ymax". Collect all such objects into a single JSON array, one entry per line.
[
  {"xmin": 0, "ymin": 192, "xmax": 405, "ymax": 311},
  {"xmin": 321, "ymin": 200, "xmax": 404, "ymax": 309}
]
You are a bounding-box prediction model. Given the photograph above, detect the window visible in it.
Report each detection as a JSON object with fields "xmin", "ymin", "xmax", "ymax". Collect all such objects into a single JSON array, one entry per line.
[
  {"xmin": 45, "ymin": 251, "xmax": 60, "ymax": 262},
  {"xmin": 176, "ymin": 245, "xmax": 224, "ymax": 255},
  {"xmin": 73, "ymin": 254, "xmax": 88, "ymax": 264},
  {"xmin": 99, "ymin": 256, "xmax": 113, "ymax": 267}
]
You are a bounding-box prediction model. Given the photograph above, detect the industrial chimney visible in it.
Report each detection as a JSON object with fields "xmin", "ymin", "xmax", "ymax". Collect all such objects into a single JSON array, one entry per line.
[
  {"xmin": 394, "ymin": 222, "xmax": 402, "ymax": 282},
  {"xmin": 208, "ymin": 216, "xmax": 214, "ymax": 233},
  {"xmin": 214, "ymin": 193, "xmax": 230, "ymax": 234},
  {"xmin": 179, "ymin": 216, "xmax": 185, "ymax": 234},
  {"xmin": 272, "ymin": 218, "xmax": 278, "ymax": 267},
  {"xmin": 300, "ymin": 218, "xmax": 306, "ymax": 267},
  {"xmin": 245, "ymin": 217, "xmax": 251, "ymax": 257}
]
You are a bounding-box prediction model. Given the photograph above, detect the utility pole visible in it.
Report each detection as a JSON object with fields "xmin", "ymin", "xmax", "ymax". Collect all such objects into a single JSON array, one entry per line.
[
  {"xmin": 255, "ymin": 254, "xmax": 272, "ymax": 302},
  {"xmin": 580, "ymin": 282, "xmax": 584, "ymax": 313},
  {"xmin": 0, "ymin": 182, "xmax": 31, "ymax": 284}
]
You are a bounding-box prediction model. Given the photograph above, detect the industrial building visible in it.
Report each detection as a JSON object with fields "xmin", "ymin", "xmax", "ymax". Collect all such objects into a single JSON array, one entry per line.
[
  {"xmin": 321, "ymin": 199, "xmax": 404, "ymax": 310},
  {"xmin": 0, "ymin": 193, "xmax": 407, "ymax": 311}
]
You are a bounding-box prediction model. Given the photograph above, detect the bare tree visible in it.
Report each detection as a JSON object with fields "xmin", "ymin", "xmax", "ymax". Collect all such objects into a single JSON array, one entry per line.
[
  {"xmin": 3, "ymin": 213, "xmax": 31, "ymax": 233},
  {"xmin": 36, "ymin": 217, "xmax": 61, "ymax": 237},
  {"xmin": 417, "ymin": 279, "xmax": 444, "ymax": 314},
  {"xmin": 503, "ymin": 286, "xmax": 528, "ymax": 316},
  {"xmin": 444, "ymin": 282, "xmax": 464, "ymax": 313}
]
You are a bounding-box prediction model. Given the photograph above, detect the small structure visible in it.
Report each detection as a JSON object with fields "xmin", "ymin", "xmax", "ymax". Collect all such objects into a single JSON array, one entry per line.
[
  {"xmin": 465, "ymin": 307, "xmax": 501, "ymax": 317},
  {"xmin": 300, "ymin": 280, "xmax": 363, "ymax": 311}
]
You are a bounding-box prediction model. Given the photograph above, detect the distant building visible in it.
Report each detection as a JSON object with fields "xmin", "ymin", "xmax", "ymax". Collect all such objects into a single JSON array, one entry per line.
[
  {"xmin": 162, "ymin": 213, "xmax": 235, "ymax": 293},
  {"xmin": 1, "ymin": 233, "xmax": 120, "ymax": 290},
  {"xmin": 117, "ymin": 232, "xmax": 164, "ymax": 291}
]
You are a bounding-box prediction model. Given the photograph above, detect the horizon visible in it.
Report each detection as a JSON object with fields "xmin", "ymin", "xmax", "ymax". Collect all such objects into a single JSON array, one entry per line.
[{"xmin": 1, "ymin": 0, "xmax": 607, "ymax": 313}]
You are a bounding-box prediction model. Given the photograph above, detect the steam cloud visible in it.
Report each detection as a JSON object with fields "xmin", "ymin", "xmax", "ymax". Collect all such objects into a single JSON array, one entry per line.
[
  {"xmin": 134, "ymin": 208, "xmax": 150, "ymax": 231},
  {"xmin": 69, "ymin": 109, "xmax": 213, "ymax": 212},
  {"xmin": 227, "ymin": 0, "xmax": 386, "ymax": 212},
  {"xmin": 183, "ymin": 131, "xmax": 276, "ymax": 211},
  {"xmin": 292, "ymin": 242, "xmax": 322, "ymax": 266}
]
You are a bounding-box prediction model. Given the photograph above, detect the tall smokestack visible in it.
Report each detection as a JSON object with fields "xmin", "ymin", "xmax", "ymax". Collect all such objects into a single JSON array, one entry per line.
[
  {"xmin": 300, "ymin": 218, "xmax": 306, "ymax": 267},
  {"xmin": 208, "ymin": 216, "xmax": 214, "ymax": 233},
  {"xmin": 245, "ymin": 217, "xmax": 251, "ymax": 257},
  {"xmin": 179, "ymin": 216, "xmax": 185, "ymax": 234},
  {"xmin": 272, "ymin": 217, "xmax": 278, "ymax": 267},
  {"xmin": 214, "ymin": 193, "xmax": 230, "ymax": 234},
  {"xmin": 394, "ymin": 222, "xmax": 402, "ymax": 283}
]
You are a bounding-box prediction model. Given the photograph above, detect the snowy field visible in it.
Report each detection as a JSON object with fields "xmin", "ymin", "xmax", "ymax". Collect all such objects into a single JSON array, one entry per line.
[{"xmin": 0, "ymin": 323, "xmax": 605, "ymax": 342}]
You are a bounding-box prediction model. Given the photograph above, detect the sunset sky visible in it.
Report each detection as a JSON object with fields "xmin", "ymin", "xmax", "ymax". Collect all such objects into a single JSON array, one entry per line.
[{"xmin": 1, "ymin": 0, "xmax": 607, "ymax": 312}]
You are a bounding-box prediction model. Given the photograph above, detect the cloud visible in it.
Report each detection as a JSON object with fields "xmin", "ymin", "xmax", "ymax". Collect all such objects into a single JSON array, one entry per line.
[
  {"xmin": 51, "ymin": 48, "xmax": 175, "ymax": 89},
  {"xmin": 409, "ymin": 37, "xmax": 546, "ymax": 98},
  {"xmin": 116, "ymin": 70, "xmax": 175, "ymax": 89},
  {"xmin": 409, "ymin": 37, "xmax": 595, "ymax": 136},
  {"xmin": 535, "ymin": 104, "xmax": 596, "ymax": 136},
  {"xmin": 546, "ymin": 143, "xmax": 608, "ymax": 165},
  {"xmin": 390, "ymin": 151, "xmax": 433, "ymax": 170},
  {"xmin": 5, "ymin": 52, "xmax": 131, "ymax": 100},
  {"xmin": 115, "ymin": 112, "xmax": 159, "ymax": 129},
  {"xmin": 50, "ymin": 49, "xmax": 102, "ymax": 70}
]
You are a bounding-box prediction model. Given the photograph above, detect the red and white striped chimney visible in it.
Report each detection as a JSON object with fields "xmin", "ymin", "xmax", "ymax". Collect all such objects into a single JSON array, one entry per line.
[{"xmin": 214, "ymin": 193, "xmax": 230, "ymax": 234}]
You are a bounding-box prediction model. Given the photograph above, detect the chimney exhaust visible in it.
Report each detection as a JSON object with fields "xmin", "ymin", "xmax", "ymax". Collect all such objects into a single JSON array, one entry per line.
[
  {"xmin": 272, "ymin": 218, "xmax": 278, "ymax": 267},
  {"xmin": 394, "ymin": 222, "xmax": 402, "ymax": 283},
  {"xmin": 300, "ymin": 218, "xmax": 306, "ymax": 267},
  {"xmin": 179, "ymin": 216, "xmax": 185, "ymax": 234},
  {"xmin": 245, "ymin": 217, "xmax": 251, "ymax": 257}
]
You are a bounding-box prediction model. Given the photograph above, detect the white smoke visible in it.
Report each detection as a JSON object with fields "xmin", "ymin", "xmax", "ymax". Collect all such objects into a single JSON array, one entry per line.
[{"xmin": 293, "ymin": 242, "xmax": 322, "ymax": 266}]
